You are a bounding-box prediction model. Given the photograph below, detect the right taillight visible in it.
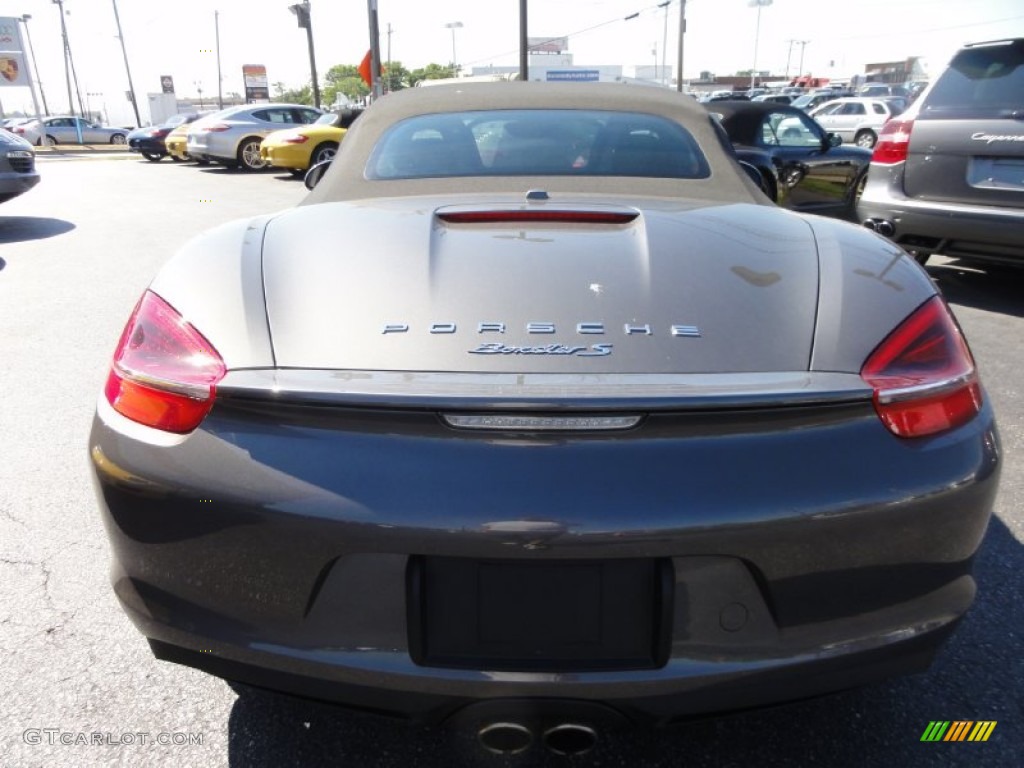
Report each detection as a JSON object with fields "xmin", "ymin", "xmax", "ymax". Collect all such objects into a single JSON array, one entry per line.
[
  {"xmin": 861, "ymin": 296, "xmax": 982, "ymax": 438},
  {"xmin": 104, "ymin": 291, "xmax": 226, "ymax": 434},
  {"xmin": 871, "ymin": 118, "xmax": 914, "ymax": 165}
]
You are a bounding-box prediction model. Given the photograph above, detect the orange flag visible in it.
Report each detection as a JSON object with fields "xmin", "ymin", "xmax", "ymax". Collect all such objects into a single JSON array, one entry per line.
[{"xmin": 358, "ymin": 50, "xmax": 372, "ymax": 86}]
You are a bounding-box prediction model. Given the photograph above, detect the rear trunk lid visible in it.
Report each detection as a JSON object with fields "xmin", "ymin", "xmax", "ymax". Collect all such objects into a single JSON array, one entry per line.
[{"xmin": 261, "ymin": 196, "xmax": 820, "ymax": 374}]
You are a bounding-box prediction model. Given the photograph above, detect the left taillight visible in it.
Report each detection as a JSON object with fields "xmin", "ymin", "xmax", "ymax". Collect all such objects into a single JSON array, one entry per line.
[
  {"xmin": 104, "ymin": 291, "xmax": 226, "ymax": 434},
  {"xmin": 861, "ymin": 296, "xmax": 982, "ymax": 439}
]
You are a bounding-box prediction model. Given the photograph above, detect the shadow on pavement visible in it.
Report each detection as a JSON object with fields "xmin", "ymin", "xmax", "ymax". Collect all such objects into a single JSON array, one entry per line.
[
  {"xmin": 927, "ymin": 260, "xmax": 1024, "ymax": 318},
  {"xmin": 225, "ymin": 516, "xmax": 1020, "ymax": 768},
  {"xmin": 0, "ymin": 216, "xmax": 76, "ymax": 245}
]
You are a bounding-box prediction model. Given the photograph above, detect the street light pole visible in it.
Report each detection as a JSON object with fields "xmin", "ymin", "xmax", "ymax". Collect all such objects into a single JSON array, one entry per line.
[
  {"xmin": 748, "ymin": 0, "xmax": 773, "ymax": 91},
  {"xmin": 111, "ymin": 0, "xmax": 141, "ymax": 125},
  {"xmin": 445, "ymin": 22, "xmax": 463, "ymax": 76},
  {"xmin": 20, "ymin": 15, "xmax": 49, "ymax": 116},
  {"xmin": 289, "ymin": 1, "xmax": 321, "ymax": 108},
  {"xmin": 676, "ymin": 0, "xmax": 686, "ymax": 92}
]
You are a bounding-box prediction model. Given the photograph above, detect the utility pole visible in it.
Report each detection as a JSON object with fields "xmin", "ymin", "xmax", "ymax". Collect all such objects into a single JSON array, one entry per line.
[
  {"xmin": 111, "ymin": 0, "xmax": 141, "ymax": 125},
  {"xmin": 658, "ymin": 1, "xmax": 670, "ymax": 87},
  {"xmin": 784, "ymin": 39, "xmax": 795, "ymax": 81},
  {"xmin": 386, "ymin": 23, "xmax": 392, "ymax": 93},
  {"xmin": 797, "ymin": 40, "xmax": 810, "ymax": 79},
  {"xmin": 519, "ymin": 0, "xmax": 528, "ymax": 81},
  {"xmin": 676, "ymin": 0, "xmax": 686, "ymax": 92},
  {"xmin": 51, "ymin": 0, "xmax": 78, "ymax": 115}
]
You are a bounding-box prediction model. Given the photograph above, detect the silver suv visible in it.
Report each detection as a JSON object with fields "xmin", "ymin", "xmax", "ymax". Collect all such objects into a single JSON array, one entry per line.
[{"xmin": 857, "ymin": 38, "xmax": 1024, "ymax": 266}]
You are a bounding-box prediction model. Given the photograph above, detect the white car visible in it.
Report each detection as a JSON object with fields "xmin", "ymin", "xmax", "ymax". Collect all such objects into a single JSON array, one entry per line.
[
  {"xmin": 186, "ymin": 103, "xmax": 323, "ymax": 171},
  {"xmin": 809, "ymin": 98, "xmax": 896, "ymax": 149}
]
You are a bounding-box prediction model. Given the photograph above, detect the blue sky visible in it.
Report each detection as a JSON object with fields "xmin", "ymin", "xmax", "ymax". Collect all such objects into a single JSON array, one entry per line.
[{"xmin": 1, "ymin": 0, "xmax": 1022, "ymax": 123}]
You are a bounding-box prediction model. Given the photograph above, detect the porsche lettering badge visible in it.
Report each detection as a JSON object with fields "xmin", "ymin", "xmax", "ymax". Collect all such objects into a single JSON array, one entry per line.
[{"xmin": 381, "ymin": 321, "xmax": 700, "ymax": 357}]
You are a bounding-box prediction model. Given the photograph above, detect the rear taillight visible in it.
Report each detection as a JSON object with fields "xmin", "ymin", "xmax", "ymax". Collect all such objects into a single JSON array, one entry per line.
[
  {"xmin": 104, "ymin": 291, "xmax": 226, "ymax": 434},
  {"xmin": 147, "ymin": 128, "xmax": 170, "ymax": 137},
  {"xmin": 861, "ymin": 296, "xmax": 982, "ymax": 438},
  {"xmin": 282, "ymin": 133, "xmax": 309, "ymax": 144},
  {"xmin": 871, "ymin": 118, "xmax": 914, "ymax": 165},
  {"xmin": 206, "ymin": 123, "xmax": 231, "ymax": 132}
]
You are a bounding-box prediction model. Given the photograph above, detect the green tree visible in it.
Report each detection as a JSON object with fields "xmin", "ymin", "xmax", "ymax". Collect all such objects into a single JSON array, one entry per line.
[
  {"xmin": 408, "ymin": 63, "xmax": 456, "ymax": 87},
  {"xmin": 323, "ymin": 64, "xmax": 370, "ymax": 107},
  {"xmin": 382, "ymin": 61, "xmax": 410, "ymax": 93},
  {"xmin": 272, "ymin": 81, "xmax": 314, "ymax": 105}
]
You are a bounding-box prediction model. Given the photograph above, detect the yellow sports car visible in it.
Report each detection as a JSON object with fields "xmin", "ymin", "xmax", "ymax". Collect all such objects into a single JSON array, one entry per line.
[
  {"xmin": 165, "ymin": 111, "xmax": 216, "ymax": 162},
  {"xmin": 260, "ymin": 110, "xmax": 360, "ymax": 174}
]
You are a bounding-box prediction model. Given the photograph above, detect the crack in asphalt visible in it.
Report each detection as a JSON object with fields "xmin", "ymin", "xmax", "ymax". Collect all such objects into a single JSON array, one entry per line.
[{"xmin": 1, "ymin": 555, "xmax": 81, "ymax": 637}]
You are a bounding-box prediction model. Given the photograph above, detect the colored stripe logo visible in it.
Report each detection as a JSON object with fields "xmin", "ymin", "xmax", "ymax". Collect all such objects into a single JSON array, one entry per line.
[{"xmin": 920, "ymin": 721, "xmax": 997, "ymax": 742}]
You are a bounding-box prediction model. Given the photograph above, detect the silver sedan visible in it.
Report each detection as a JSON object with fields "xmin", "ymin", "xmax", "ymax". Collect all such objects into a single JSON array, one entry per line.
[
  {"xmin": 186, "ymin": 103, "xmax": 323, "ymax": 170},
  {"xmin": 22, "ymin": 116, "xmax": 130, "ymax": 146}
]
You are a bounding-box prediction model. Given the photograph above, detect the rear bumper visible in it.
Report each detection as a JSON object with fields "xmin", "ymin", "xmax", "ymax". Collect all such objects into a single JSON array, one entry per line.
[
  {"xmin": 128, "ymin": 138, "xmax": 166, "ymax": 154},
  {"xmin": 90, "ymin": 392, "xmax": 1000, "ymax": 720},
  {"xmin": 261, "ymin": 143, "xmax": 308, "ymax": 171},
  {"xmin": 858, "ymin": 164, "xmax": 1024, "ymax": 263},
  {"xmin": 149, "ymin": 615, "xmax": 962, "ymax": 724}
]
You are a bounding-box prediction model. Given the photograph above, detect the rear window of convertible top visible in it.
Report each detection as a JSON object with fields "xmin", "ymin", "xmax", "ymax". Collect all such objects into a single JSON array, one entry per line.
[{"xmin": 364, "ymin": 109, "xmax": 711, "ymax": 180}]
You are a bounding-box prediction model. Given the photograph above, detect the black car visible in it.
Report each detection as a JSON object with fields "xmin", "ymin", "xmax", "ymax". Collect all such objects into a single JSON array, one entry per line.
[
  {"xmin": 708, "ymin": 100, "xmax": 872, "ymax": 219},
  {"xmin": 127, "ymin": 112, "xmax": 205, "ymax": 162}
]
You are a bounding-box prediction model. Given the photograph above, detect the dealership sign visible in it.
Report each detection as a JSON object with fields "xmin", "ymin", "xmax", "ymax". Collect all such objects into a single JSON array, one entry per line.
[
  {"xmin": 546, "ymin": 70, "xmax": 600, "ymax": 82},
  {"xmin": 243, "ymin": 64, "xmax": 269, "ymax": 102},
  {"xmin": 0, "ymin": 17, "xmax": 30, "ymax": 88}
]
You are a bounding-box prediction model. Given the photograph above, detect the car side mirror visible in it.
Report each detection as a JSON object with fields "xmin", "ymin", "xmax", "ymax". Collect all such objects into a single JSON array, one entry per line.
[
  {"xmin": 304, "ymin": 158, "xmax": 332, "ymax": 190},
  {"xmin": 827, "ymin": 133, "xmax": 842, "ymax": 148},
  {"xmin": 737, "ymin": 160, "xmax": 773, "ymax": 200}
]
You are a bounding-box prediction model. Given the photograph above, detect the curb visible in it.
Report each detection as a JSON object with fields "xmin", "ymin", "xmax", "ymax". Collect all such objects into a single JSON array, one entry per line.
[{"xmin": 34, "ymin": 145, "xmax": 133, "ymax": 155}]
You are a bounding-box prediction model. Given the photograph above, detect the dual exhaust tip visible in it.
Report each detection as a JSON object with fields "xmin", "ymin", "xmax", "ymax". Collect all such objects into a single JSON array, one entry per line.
[
  {"xmin": 478, "ymin": 721, "xmax": 598, "ymax": 756},
  {"xmin": 862, "ymin": 218, "xmax": 896, "ymax": 237}
]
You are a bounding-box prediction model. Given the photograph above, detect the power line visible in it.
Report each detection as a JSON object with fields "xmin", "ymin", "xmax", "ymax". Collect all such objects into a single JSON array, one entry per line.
[{"xmin": 461, "ymin": 1, "xmax": 673, "ymax": 70}]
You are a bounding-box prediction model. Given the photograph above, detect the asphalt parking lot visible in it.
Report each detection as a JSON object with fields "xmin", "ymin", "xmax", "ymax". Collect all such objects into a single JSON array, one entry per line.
[{"xmin": 0, "ymin": 155, "xmax": 1020, "ymax": 767}]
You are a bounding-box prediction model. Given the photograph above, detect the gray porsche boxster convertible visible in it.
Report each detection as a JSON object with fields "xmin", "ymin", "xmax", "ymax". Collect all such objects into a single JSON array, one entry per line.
[{"xmin": 91, "ymin": 83, "xmax": 999, "ymax": 754}]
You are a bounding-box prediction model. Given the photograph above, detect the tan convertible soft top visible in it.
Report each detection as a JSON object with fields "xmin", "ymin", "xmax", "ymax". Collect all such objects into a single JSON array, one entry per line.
[{"xmin": 303, "ymin": 82, "xmax": 764, "ymax": 205}]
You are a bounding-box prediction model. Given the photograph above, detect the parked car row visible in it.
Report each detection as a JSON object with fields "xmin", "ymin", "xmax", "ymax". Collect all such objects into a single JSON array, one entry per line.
[{"xmin": 125, "ymin": 104, "xmax": 362, "ymax": 174}]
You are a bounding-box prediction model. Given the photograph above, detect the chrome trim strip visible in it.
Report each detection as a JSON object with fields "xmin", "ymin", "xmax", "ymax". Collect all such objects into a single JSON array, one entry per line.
[
  {"xmin": 875, "ymin": 373, "xmax": 976, "ymax": 404},
  {"xmin": 217, "ymin": 370, "xmax": 873, "ymax": 411}
]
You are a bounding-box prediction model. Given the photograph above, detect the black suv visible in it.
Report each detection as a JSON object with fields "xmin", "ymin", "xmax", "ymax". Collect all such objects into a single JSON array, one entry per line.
[{"xmin": 857, "ymin": 38, "xmax": 1024, "ymax": 266}]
